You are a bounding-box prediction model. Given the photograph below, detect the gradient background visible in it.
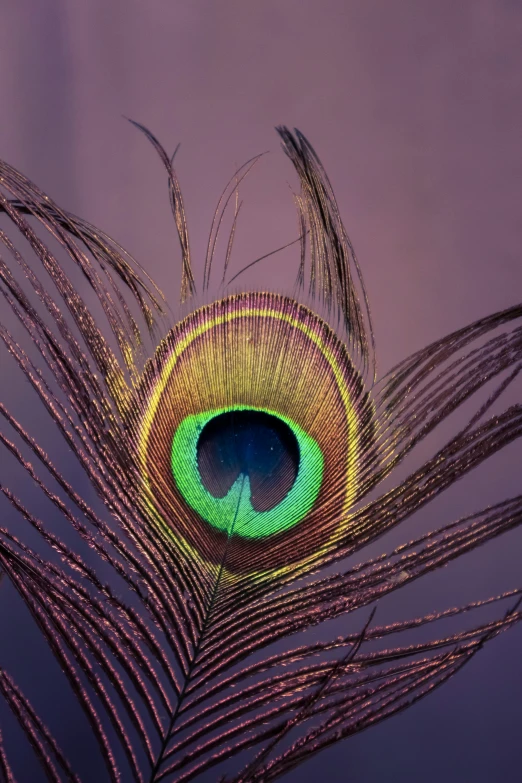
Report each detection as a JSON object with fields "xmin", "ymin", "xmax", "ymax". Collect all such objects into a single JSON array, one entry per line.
[{"xmin": 0, "ymin": 2, "xmax": 521, "ymax": 781}]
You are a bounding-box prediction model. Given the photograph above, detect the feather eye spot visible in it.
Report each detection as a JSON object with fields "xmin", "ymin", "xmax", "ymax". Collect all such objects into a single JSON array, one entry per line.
[{"xmin": 135, "ymin": 292, "xmax": 369, "ymax": 572}]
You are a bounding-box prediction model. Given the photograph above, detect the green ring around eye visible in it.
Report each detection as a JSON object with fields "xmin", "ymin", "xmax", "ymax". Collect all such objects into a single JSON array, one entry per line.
[{"xmin": 171, "ymin": 406, "xmax": 324, "ymax": 539}]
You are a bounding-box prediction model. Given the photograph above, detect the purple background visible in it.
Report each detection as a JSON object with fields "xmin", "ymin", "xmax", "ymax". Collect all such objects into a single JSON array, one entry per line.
[{"xmin": 1, "ymin": 2, "xmax": 521, "ymax": 781}]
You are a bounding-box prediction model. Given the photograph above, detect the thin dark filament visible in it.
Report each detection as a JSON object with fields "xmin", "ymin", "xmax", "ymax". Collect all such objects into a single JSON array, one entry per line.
[{"xmin": 226, "ymin": 233, "xmax": 306, "ymax": 287}]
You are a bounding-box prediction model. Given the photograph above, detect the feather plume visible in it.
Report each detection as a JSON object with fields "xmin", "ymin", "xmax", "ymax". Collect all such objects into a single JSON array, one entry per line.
[{"xmin": 0, "ymin": 125, "xmax": 520, "ymax": 782}]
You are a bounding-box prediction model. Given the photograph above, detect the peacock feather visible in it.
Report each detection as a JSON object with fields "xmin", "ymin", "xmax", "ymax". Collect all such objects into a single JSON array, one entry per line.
[{"xmin": 0, "ymin": 125, "xmax": 520, "ymax": 782}]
